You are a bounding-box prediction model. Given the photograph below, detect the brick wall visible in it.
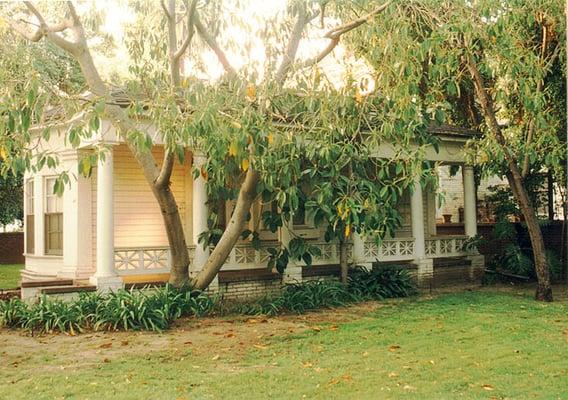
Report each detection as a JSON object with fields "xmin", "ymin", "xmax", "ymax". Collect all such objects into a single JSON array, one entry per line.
[{"xmin": 0, "ymin": 232, "xmax": 24, "ymax": 264}]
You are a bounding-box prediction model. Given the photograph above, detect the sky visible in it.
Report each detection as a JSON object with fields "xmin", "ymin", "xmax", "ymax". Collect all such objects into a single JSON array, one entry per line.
[{"xmin": 84, "ymin": 0, "xmax": 375, "ymax": 91}]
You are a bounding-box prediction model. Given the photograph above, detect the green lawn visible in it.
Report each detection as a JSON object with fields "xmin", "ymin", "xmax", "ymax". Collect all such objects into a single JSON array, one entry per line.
[
  {"xmin": 0, "ymin": 264, "xmax": 23, "ymax": 289},
  {"xmin": 1, "ymin": 287, "xmax": 567, "ymax": 399}
]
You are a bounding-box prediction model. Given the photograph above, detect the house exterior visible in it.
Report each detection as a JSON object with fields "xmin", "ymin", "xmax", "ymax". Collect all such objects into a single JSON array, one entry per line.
[{"xmin": 20, "ymin": 120, "xmax": 484, "ymax": 299}]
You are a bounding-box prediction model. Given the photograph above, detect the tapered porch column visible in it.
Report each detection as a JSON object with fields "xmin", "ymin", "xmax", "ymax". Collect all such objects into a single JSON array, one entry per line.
[
  {"xmin": 462, "ymin": 165, "xmax": 477, "ymax": 237},
  {"xmin": 462, "ymin": 165, "xmax": 484, "ymax": 279},
  {"xmin": 191, "ymin": 152, "xmax": 216, "ymax": 287},
  {"xmin": 352, "ymin": 233, "xmax": 372, "ymax": 271},
  {"xmin": 411, "ymin": 176, "xmax": 432, "ymax": 288},
  {"xmin": 90, "ymin": 145, "xmax": 123, "ymax": 292},
  {"xmin": 280, "ymin": 222, "xmax": 303, "ymax": 284}
]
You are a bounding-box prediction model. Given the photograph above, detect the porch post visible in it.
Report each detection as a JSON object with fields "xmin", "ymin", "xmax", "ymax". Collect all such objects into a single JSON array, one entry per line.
[
  {"xmin": 462, "ymin": 164, "xmax": 484, "ymax": 280},
  {"xmin": 462, "ymin": 165, "xmax": 477, "ymax": 237},
  {"xmin": 411, "ymin": 176, "xmax": 432, "ymax": 288},
  {"xmin": 281, "ymin": 223, "xmax": 303, "ymax": 284},
  {"xmin": 59, "ymin": 151, "xmax": 92, "ymax": 280},
  {"xmin": 352, "ymin": 233, "xmax": 372, "ymax": 271},
  {"xmin": 191, "ymin": 152, "xmax": 216, "ymax": 288},
  {"xmin": 90, "ymin": 145, "xmax": 123, "ymax": 292}
]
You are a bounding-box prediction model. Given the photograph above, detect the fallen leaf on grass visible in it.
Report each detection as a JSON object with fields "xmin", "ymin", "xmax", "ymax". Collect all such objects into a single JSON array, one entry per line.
[
  {"xmin": 388, "ymin": 372, "xmax": 398, "ymax": 378},
  {"xmin": 481, "ymin": 384, "xmax": 494, "ymax": 391},
  {"xmin": 329, "ymin": 325, "xmax": 338, "ymax": 331},
  {"xmin": 302, "ymin": 362, "xmax": 313, "ymax": 368},
  {"xmin": 224, "ymin": 332, "xmax": 235, "ymax": 338},
  {"xmin": 312, "ymin": 326, "xmax": 322, "ymax": 332},
  {"xmin": 403, "ymin": 385, "xmax": 416, "ymax": 391},
  {"xmin": 120, "ymin": 341, "xmax": 129, "ymax": 346},
  {"xmin": 253, "ymin": 344, "xmax": 268, "ymax": 350},
  {"xmin": 99, "ymin": 342, "xmax": 112, "ymax": 349},
  {"xmin": 183, "ymin": 341, "xmax": 192, "ymax": 345},
  {"xmin": 388, "ymin": 345, "xmax": 401, "ymax": 352},
  {"xmin": 212, "ymin": 355, "xmax": 220, "ymax": 361}
]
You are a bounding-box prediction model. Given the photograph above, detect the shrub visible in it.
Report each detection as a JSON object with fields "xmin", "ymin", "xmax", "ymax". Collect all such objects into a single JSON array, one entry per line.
[
  {"xmin": 0, "ymin": 266, "xmax": 416, "ymax": 332},
  {"xmin": 236, "ymin": 265, "xmax": 416, "ymax": 316},
  {"xmin": 348, "ymin": 265, "xmax": 417, "ymax": 299},
  {"xmin": 0, "ymin": 285, "xmax": 217, "ymax": 334}
]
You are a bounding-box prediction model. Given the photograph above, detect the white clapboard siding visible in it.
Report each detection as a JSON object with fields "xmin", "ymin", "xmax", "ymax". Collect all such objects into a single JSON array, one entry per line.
[{"xmin": 91, "ymin": 145, "xmax": 190, "ymax": 270}]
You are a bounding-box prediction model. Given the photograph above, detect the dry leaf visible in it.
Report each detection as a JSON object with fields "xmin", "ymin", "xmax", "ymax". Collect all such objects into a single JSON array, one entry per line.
[
  {"xmin": 120, "ymin": 341, "xmax": 129, "ymax": 346},
  {"xmin": 329, "ymin": 325, "xmax": 338, "ymax": 331},
  {"xmin": 224, "ymin": 332, "xmax": 235, "ymax": 338},
  {"xmin": 312, "ymin": 326, "xmax": 322, "ymax": 332},
  {"xmin": 254, "ymin": 344, "xmax": 268, "ymax": 350},
  {"xmin": 302, "ymin": 362, "xmax": 313, "ymax": 368},
  {"xmin": 183, "ymin": 341, "xmax": 192, "ymax": 345},
  {"xmin": 99, "ymin": 342, "xmax": 112, "ymax": 349},
  {"xmin": 388, "ymin": 372, "xmax": 398, "ymax": 378},
  {"xmin": 388, "ymin": 345, "xmax": 401, "ymax": 352},
  {"xmin": 212, "ymin": 355, "xmax": 220, "ymax": 361},
  {"xmin": 482, "ymin": 384, "xmax": 494, "ymax": 391}
]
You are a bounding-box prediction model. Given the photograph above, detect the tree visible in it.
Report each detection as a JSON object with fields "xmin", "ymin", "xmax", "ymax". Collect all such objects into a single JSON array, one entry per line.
[
  {"xmin": 3, "ymin": 1, "xmax": 440, "ymax": 290},
  {"xmin": 350, "ymin": 0, "xmax": 565, "ymax": 300},
  {"xmin": 0, "ymin": 165, "xmax": 22, "ymax": 229}
]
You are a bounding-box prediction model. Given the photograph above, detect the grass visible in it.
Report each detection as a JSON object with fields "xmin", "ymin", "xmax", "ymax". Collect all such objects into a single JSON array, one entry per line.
[
  {"xmin": 1, "ymin": 286, "xmax": 567, "ymax": 399},
  {"xmin": 0, "ymin": 264, "xmax": 23, "ymax": 289}
]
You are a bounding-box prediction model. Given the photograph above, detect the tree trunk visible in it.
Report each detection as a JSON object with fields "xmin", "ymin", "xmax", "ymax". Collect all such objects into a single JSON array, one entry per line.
[
  {"xmin": 339, "ymin": 239, "xmax": 349, "ymax": 284},
  {"xmin": 153, "ymin": 183, "xmax": 190, "ymax": 287},
  {"xmin": 466, "ymin": 55, "xmax": 552, "ymax": 301},
  {"xmin": 191, "ymin": 168, "xmax": 259, "ymax": 290},
  {"xmin": 506, "ymin": 169, "xmax": 552, "ymax": 301}
]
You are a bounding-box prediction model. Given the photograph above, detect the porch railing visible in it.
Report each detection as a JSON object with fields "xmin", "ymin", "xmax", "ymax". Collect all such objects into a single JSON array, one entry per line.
[
  {"xmin": 425, "ymin": 236, "xmax": 468, "ymax": 258},
  {"xmin": 113, "ymin": 235, "xmax": 470, "ymax": 275}
]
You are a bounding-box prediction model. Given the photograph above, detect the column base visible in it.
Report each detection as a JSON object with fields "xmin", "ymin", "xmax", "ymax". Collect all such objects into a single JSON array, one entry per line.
[
  {"xmin": 353, "ymin": 262, "xmax": 373, "ymax": 272},
  {"xmin": 466, "ymin": 254, "xmax": 485, "ymax": 282},
  {"xmin": 57, "ymin": 264, "xmax": 93, "ymax": 281},
  {"xmin": 89, "ymin": 275, "xmax": 124, "ymax": 293},
  {"xmin": 282, "ymin": 264, "xmax": 303, "ymax": 284},
  {"xmin": 415, "ymin": 258, "xmax": 433, "ymax": 289}
]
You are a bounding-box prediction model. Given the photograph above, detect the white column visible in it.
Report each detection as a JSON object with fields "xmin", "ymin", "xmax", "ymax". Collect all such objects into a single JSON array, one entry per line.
[
  {"xmin": 410, "ymin": 177, "xmax": 426, "ymax": 259},
  {"xmin": 352, "ymin": 233, "xmax": 372, "ymax": 271},
  {"xmin": 280, "ymin": 223, "xmax": 303, "ymax": 284},
  {"xmin": 411, "ymin": 176, "xmax": 432, "ymax": 288},
  {"xmin": 33, "ymin": 175, "xmax": 44, "ymax": 257},
  {"xmin": 59, "ymin": 151, "xmax": 92, "ymax": 280},
  {"xmin": 90, "ymin": 146, "xmax": 122, "ymax": 291},
  {"xmin": 191, "ymin": 151, "xmax": 217, "ymax": 289},
  {"xmin": 462, "ymin": 165, "xmax": 477, "ymax": 238}
]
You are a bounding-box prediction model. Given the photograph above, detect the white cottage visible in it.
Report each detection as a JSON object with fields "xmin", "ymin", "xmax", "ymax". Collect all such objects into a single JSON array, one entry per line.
[{"xmin": 20, "ymin": 120, "xmax": 484, "ymax": 299}]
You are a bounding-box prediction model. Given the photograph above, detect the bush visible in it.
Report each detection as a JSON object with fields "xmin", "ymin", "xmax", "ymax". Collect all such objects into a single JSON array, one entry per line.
[
  {"xmin": 0, "ymin": 285, "xmax": 217, "ymax": 334},
  {"xmin": 0, "ymin": 266, "xmax": 416, "ymax": 332},
  {"xmin": 236, "ymin": 265, "xmax": 416, "ymax": 316}
]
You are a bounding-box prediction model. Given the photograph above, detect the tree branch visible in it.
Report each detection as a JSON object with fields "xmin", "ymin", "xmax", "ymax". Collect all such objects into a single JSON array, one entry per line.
[
  {"xmin": 194, "ymin": 13, "xmax": 236, "ymax": 76},
  {"xmin": 160, "ymin": 0, "xmax": 171, "ymax": 19},
  {"xmin": 275, "ymin": 3, "xmax": 308, "ymax": 82},
  {"xmin": 324, "ymin": 1, "xmax": 391, "ymax": 40},
  {"xmin": 173, "ymin": 0, "xmax": 197, "ymax": 61},
  {"xmin": 155, "ymin": 149, "xmax": 175, "ymax": 188},
  {"xmin": 293, "ymin": 1, "xmax": 391, "ymax": 76}
]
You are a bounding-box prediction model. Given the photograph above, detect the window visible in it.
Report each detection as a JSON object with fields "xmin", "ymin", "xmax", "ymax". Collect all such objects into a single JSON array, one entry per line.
[
  {"xmin": 44, "ymin": 178, "xmax": 63, "ymax": 255},
  {"xmin": 25, "ymin": 179, "xmax": 34, "ymax": 254}
]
